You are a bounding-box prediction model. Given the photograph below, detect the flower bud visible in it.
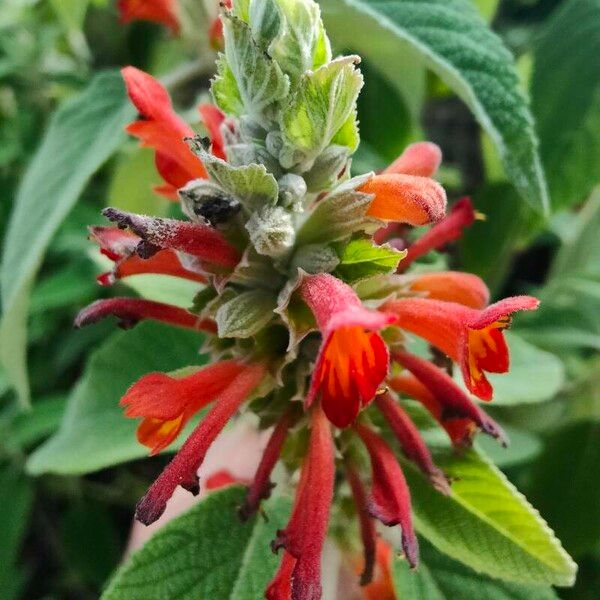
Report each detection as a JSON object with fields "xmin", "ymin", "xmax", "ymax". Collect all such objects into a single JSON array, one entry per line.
[
  {"xmin": 246, "ymin": 206, "xmax": 295, "ymax": 257},
  {"xmin": 290, "ymin": 243, "xmax": 339, "ymax": 274},
  {"xmin": 278, "ymin": 173, "xmax": 307, "ymax": 211},
  {"xmin": 179, "ymin": 179, "xmax": 240, "ymax": 226}
]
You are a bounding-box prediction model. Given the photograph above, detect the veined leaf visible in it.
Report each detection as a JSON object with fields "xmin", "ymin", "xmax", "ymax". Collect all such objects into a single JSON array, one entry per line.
[
  {"xmin": 532, "ymin": 0, "xmax": 600, "ymax": 209},
  {"xmin": 335, "ymin": 238, "xmax": 405, "ymax": 281},
  {"xmin": 404, "ymin": 445, "xmax": 577, "ymax": 586},
  {"xmin": 220, "ymin": 15, "xmax": 290, "ymax": 125},
  {"xmin": 320, "ymin": 0, "xmax": 549, "ymax": 212},
  {"xmin": 102, "ymin": 487, "xmax": 291, "ymax": 600},
  {"xmin": 216, "ymin": 290, "xmax": 277, "ymax": 338},
  {"xmin": 392, "ymin": 539, "xmax": 560, "ymax": 599},
  {"xmin": 281, "ymin": 56, "xmax": 364, "ymax": 160},
  {"xmin": 26, "ymin": 322, "xmax": 205, "ymax": 475},
  {"xmin": 0, "ymin": 70, "xmax": 133, "ymax": 406}
]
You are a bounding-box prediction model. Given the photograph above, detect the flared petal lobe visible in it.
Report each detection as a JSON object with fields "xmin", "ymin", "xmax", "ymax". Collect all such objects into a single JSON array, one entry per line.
[
  {"xmin": 120, "ymin": 361, "xmax": 246, "ymax": 454},
  {"xmin": 122, "ymin": 67, "xmax": 206, "ymax": 197},
  {"xmin": 361, "ymin": 174, "xmax": 446, "ymax": 224},
  {"xmin": 384, "ymin": 141, "xmax": 442, "ymax": 177},
  {"xmin": 118, "ymin": 0, "xmax": 180, "ymax": 33},
  {"xmin": 382, "ymin": 296, "xmax": 539, "ymax": 400},
  {"xmin": 300, "ymin": 274, "xmax": 396, "ymax": 427}
]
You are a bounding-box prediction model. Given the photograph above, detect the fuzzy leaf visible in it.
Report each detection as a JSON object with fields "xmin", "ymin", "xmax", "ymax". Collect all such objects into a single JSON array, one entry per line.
[
  {"xmin": 216, "ymin": 290, "xmax": 277, "ymax": 338},
  {"xmin": 212, "ymin": 56, "xmax": 244, "ymax": 116},
  {"xmin": 335, "ymin": 238, "xmax": 405, "ymax": 281},
  {"xmin": 220, "ymin": 15, "xmax": 289, "ymax": 125},
  {"xmin": 296, "ymin": 174, "xmax": 381, "ymax": 244},
  {"xmin": 280, "ymin": 56, "xmax": 364, "ymax": 162},
  {"xmin": 392, "ymin": 539, "xmax": 560, "ymax": 600},
  {"xmin": 0, "ymin": 71, "xmax": 133, "ymax": 406},
  {"xmin": 26, "ymin": 323, "xmax": 205, "ymax": 475},
  {"xmin": 404, "ymin": 445, "xmax": 577, "ymax": 586},
  {"xmin": 102, "ymin": 487, "xmax": 291, "ymax": 600},
  {"xmin": 248, "ymin": 0, "xmax": 282, "ymax": 48},
  {"xmin": 270, "ymin": 0, "xmax": 332, "ymax": 82},
  {"xmin": 532, "ymin": 0, "xmax": 600, "ymax": 209},
  {"xmin": 191, "ymin": 142, "xmax": 279, "ymax": 212},
  {"xmin": 320, "ymin": 0, "xmax": 549, "ymax": 212}
]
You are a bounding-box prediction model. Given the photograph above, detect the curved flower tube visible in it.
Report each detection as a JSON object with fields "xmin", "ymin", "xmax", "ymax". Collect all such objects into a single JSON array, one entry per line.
[
  {"xmin": 406, "ymin": 271, "xmax": 489, "ymax": 309},
  {"xmin": 382, "ymin": 296, "xmax": 539, "ymax": 400},
  {"xmin": 383, "ymin": 141, "xmax": 442, "ymax": 177}
]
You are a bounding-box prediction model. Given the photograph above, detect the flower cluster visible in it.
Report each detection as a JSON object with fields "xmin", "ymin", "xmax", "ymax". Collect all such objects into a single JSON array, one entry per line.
[{"xmin": 78, "ymin": 1, "xmax": 539, "ymax": 598}]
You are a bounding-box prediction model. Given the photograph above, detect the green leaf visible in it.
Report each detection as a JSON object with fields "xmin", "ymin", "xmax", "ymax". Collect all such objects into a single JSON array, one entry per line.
[
  {"xmin": 0, "ymin": 464, "xmax": 34, "ymax": 600},
  {"xmin": 220, "ymin": 15, "xmax": 290, "ymax": 125},
  {"xmin": 102, "ymin": 487, "xmax": 291, "ymax": 600},
  {"xmin": 9, "ymin": 395, "xmax": 66, "ymax": 449},
  {"xmin": 0, "ymin": 70, "xmax": 133, "ymax": 406},
  {"xmin": 281, "ymin": 56, "xmax": 363, "ymax": 160},
  {"xmin": 478, "ymin": 425, "xmax": 542, "ymax": 468},
  {"xmin": 248, "ymin": 0, "xmax": 283, "ymax": 49},
  {"xmin": 212, "ymin": 56, "xmax": 245, "ymax": 116},
  {"xmin": 320, "ymin": 0, "xmax": 549, "ymax": 212},
  {"xmin": 26, "ymin": 322, "xmax": 205, "ymax": 475},
  {"xmin": 529, "ymin": 421, "xmax": 600, "ymax": 558},
  {"xmin": 532, "ymin": 0, "xmax": 600, "ymax": 209},
  {"xmin": 404, "ymin": 445, "xmax": 577, "ymax": 586},
  {"xmin": 392, "ymin": 539, "xmax": 560, "ymax": 600},
  {"xmin": 270, "ymin": 0, "xmax": 332, "ymax": 82},
  {"xmin": 334, "ymin": 238, "xmax": 406, "ymax": 282},
  {"xmin": 471, "ymin": 333, "xmax": 564, "ymax": 406},
  {"xmin": 296, "ymin": 174, "xmax": 381, "ymax": 244},
  {"xmin": 194, "ymin": 144, "xmax": 279, "ymax": 212},
  {"xmin": 216, "ymin": 290, "xmax": 277, "ymax": 338}
]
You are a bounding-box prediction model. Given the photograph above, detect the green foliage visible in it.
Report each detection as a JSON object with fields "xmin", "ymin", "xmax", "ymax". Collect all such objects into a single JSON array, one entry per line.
[
  {"xmin": 392, "ymin": 539, "xmax": 560, "ymax": 599},
  {"xmin": 0, "ymin": 70, "xmax": 133, "ymax": 406},
  {"xmin": 532, "ymin": 0, "xmax": 600, "ymax": 209},
  {"xmin": 102, "ymin": 487, "xmax": 291, "ymax": 600},
  {"xmin": 27, "ymin": 322, "xmax": 205, "ymax": 475},
  {"xmin": 334, "ymin": 238, "xmax": 405, "ymax": 281},
  {"xmin": 405, "ymin": 446, "xmax": 576, "ymax": 586},
  {"xmin": 216, "ymin": 290, "xmax": 277, "ymax": 338},
  {"xmin": 320, "ymin": 0, "xmax": 548, "ymax": 212}
]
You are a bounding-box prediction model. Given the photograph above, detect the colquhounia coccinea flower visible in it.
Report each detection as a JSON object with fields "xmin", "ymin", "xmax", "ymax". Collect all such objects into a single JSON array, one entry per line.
[{"xmin": 75, "ymin": 1, "xmax": 539, "ymax": 598}]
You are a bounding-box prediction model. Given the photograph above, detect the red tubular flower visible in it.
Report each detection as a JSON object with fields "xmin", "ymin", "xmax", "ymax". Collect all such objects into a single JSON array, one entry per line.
[
  {"xmin": 299, "ymin": 274, "xmax": 396, "ymax": 428},
  {"xmin": 388, "ymin": 373, "xmax": 476, "ymax": 446},
  {"xmin": 355, "ymin": 423, "xmax": 418, "ymax": 569},
  {"xmin": 90, "ymin": 226, "xmax": 206, "ymax": 286},
  {"xmin": 375, "ymin": 391, "xmax": 450, "ymax": 493},
  {"xmin": 208, "ymin": 0, "xmax": 232, "ymax": 50},
  {"xmin": 74, "ymin": 297, "xmax": 211, "ymax": 331},
  {"xmin": 102, "ymin": 208, "xmax": 241, "ymax": 270},
  {"xmin": 407, "ymin": 271, "xmax": 489, "ymax": 309},
  {"xmin": 346, "ymin": 462, "xmax": 377, "ymax": 586},
  {"xmin": 122, "ymin": 67, "xmax": 207, "ymax": 199},
  {"xmin": 120, "ymin": 360, "xmax": 246, "ymax": 455},
  {"xmin": 383, "ymin": 141, "xmax": 442, "ymax": 177},
  {"xmin": 361, "ymin": 174, "xmax": 446, "ymax": 224},
  {"xmin": 239, "ymin": 411, "xmax": 295, "ymax": 520},
  {"xmin": 269, "ymin": 405, "xmax": 335, "ymax": 600},
  {"xmin": 382, "ymin": 296, "xmax": 539, "ymax": 400},
  {"xmin": 135, "ymin": 362, "xmax": 266, "ymax": 525},
  {"xmin": 198, "ymin": 104, "xmax": 227, "ymax": 160},
  {"xmin": 400, "ymin": 197, "xmax": 476, "ymax": 270},
  {"xmin": 392, "ymin": 349, "xmax": 507, "ymax": 445},
  {"xmin": 118, "ymin": 0, "xmax": 180, "ymax": 33}
]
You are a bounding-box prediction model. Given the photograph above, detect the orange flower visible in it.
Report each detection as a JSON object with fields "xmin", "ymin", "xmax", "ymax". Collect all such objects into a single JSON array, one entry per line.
[
  {"xmin": 122, "ymin": 67, "xmax": 207, "ymax": 199},
  {"xmin": 120, "ymin": 360, "xmax": 245, "ymax": 454},
  {"xmin": 384, "ymin": 141, "xmax": 442, "ymax": 177},
  {"xmin": 300, "ymin": 274, "xmax": 396, "ymax": 427},
  {"xmin": 362, "ymin": 173, "xmax": 446, "ymax": 224},
  {"xmin": 407, "ymin": 271, "xmax": 489, "ymax": 309},
  {"xmin": 118, "ymin": 0, "xmax": 180, "ymax": 34},
  {"xmin": 383, "ymin": 296, "xmax": 539, "ymax": 400}
]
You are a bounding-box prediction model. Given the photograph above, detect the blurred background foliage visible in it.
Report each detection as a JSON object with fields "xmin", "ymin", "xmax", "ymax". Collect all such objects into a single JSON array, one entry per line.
[{"xmin": 0, "ymin": 0, "xmax": 598, "ymax": 598}]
